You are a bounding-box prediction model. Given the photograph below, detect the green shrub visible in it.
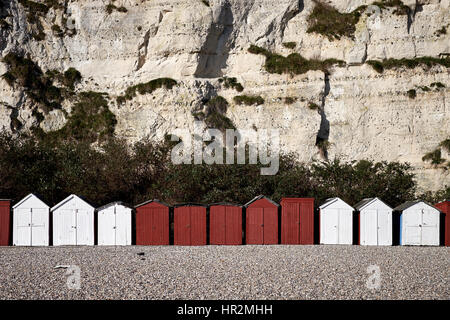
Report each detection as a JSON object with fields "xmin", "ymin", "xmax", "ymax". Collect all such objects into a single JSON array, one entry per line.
[
  {"xmin": 422, "ymin": 149, "xmax": 445, "ymax": 165},
  {"xmin": 248, "ymin": 45, "xmax": 345, "ymax": 75},
  {"xmin": 233, "ymin": 95, "xmax": 264, "ymax": 106},
  {"xmin": 206, "ymin": 96, "xmax": 229, "ymax": 114},
  {"xmin": 117, "ymin": 6, "xmax": 128, "ymax": 13},
  {"xmin": 372, "ymin": 0, "xmax": 410, "ymax": 15},
  {"xmin": 284, "ymin": 97, "xmax": 297, "ymax": 104},
  {"xmin": 219, "ymin": 77, "xmax": 244, "ymax": 92},
  {"xmin": 367, "ymin": 57, "xmax": 450, "ymax": 73},
  {"xmin": 419, "ymin": 86, "xmax": 430, "ymax": 92},
  {"xmin": 47, "ymin": 91, "xmax": 117, "ymax": 143},
  {"xmin": 63, "ymin": 67, "xmax": 82, "ymax": 90},
  {"xmin": 306, "ymin": 1, "xmax": 367, "ymax": 40},
  {"xmin": 205, "ymin": 112, "xmax": 235, "ymax": 130},
  {"xmin": 407, "ymin": 89, "xmax": 416, "ymax": 99},
  {"xmin": 117, "ymin": 78, "xmax": 177, "ymax": 103},
  {"xmin": 0, "ymin": 131, "xmax": 421, "ymax": 208},
  {"xmin": 282, "ymin": 42, "xmax": 296, "ymax": 49},
  {"xmin": 439, "ymin": 139, "xmax": 450, "ymax": 153},
  {"xmin": 430, "ymin": 82, "xmax": 445, "ymax": 89},
  {"xmin": 435, "ymin": 26, "xmax": 447, "ymax": 36},
  {"xmin": 367, "ymin": 60, "xmax": 384, "ymax": 73},
  {"xmin": 106, "ymin": 4, "xmax": 116, "ymax": 14},
  {"xmin": 308, "ymin": 102, "xmax": 320, "ymax": 110}
]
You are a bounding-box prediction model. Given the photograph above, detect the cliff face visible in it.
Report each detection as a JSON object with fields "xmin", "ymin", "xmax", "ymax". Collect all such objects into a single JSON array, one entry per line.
[{"xmin": 0, "ymin": 0, "xmax": 449, "ymax": 191}]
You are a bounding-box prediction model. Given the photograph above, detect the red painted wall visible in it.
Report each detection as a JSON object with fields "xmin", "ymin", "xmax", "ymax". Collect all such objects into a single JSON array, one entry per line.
[
  {"xmin": 0, "ymin": 200, "xmax": 11, "ymax": 246},
  {"xmin": 174, "ymin": 206, "xmax": 207, "ymax": 246},
  {"xmin": 246, "ymin": 198, "xmax": 278, "ymax": 245},
  {"xmin": 210, "ymin": 205, "xmax": 242, "ymax": 245},
  {"xmin": 281, "ymin": 198, "xmax": 314, "ymax": 244},
  {"xmin": 435, "ymin": 201, "xmax": 449, "ymax": 246},
  {"xmin": 136, "ymin": 201, "xmax": 169, "ymax": 245}
]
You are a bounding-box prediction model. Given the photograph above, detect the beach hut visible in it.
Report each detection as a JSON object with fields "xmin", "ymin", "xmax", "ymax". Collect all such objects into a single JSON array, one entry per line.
[
  {"xmin": 354, "ymin": 197, "xmax": 392, "ymax": 246},
  {"xmin": 245, "ymin": 195, "xmax": 279, "ymax": 245},
  {"xmin": 0, "ymin": 199, "xmax": 11, "ymax": 246},
  {"xmin": 97, "ymin": 202, "xmax": 132, "ymax": 246},
  {"xmin": 319, "ymin": 197, "xmax": 354, "ymax": 245},
  {"xmin": 12, "ymin": 194, "xmax": 50, "ymax": 246},
  {"xmin": 434, "ymin": 200, "xmax": 449, "ymax": 246},
  {"xmin": 174, "ymin": 204, "xmax": 207, "ymax": 246},
  {"xmin": 280, "ymin": 198, "xmax": 314, "ymax": 244},
  {"xmin": 135, "ymin": 200, "xmax": 170, "ymax": 245},
  {"xmin": 209, "ymin": 203, "xmax": 242, "ymax": 245},
  {"xmin": 51, "ymin": 194, "xmax": 95, "ymax": 246},
  {"xmin": 393, "ymin": 201, "xmax": 441, "ymax": 246}
]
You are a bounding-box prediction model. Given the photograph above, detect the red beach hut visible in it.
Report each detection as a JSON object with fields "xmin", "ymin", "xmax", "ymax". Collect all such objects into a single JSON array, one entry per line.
[
  {"xmin": 209, "ymin": 203, "xmax": 243, "ymax": 245},
  {"xmin": 135, "ymin": 200, "xmax": 170, "ymax": 245},
  {"xmin": 281, "ymin": 198, "xmax": 314, "ymax": 245},
  {"xmin": 245, "ymin": 195, "xmax": 279, "ymax": 245}
]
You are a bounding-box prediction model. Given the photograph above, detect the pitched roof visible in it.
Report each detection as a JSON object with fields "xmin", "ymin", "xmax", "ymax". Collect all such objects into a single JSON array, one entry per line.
[
  {"xmin": 51, "ymin": 194, "xmax": 94, "ymax": 211},
  {"xmin": 134, "ymin": 199, "xmax": 170, "ymax": 208},
  {"xmin": 97, "ymin": 201, "xmax": 132, "ymax": 211},
  {"xmin": 13, "ymin": 193, "xmax": 49, "ymax": 209},
  {"xmin": 173, "ymin": 203, "xmax": 208, "ymax": 208},
  {"xmin": 244, "ymin": 195, "xmax": 279, "ymax": 208},
  {"xmin": 209, "ymin": 202, "xmax": 243, "ymax": 207},
  {"xmin": 319, "ymin": 197, "xmax": 354, "ymax": 210},
  {"xmin": 354, "ymin": 197, "xmax": 392, "ymax": 211},
  {"xmin": 393, "ymin": 200, "xmax": 441, "ymax": 212}
]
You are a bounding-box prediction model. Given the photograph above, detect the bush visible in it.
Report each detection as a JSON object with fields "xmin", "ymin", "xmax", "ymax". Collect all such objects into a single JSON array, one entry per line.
[
  {"xmin": 106, "ymin": 4, "xmax": 116, "ymax": 14},
  {"xmin": 430, "ymin": 82, "xmax": 445, "ymax": 89},
  {"xmin": 372, "ymin": 0, "xmax": 410, "ymax": 15},
  {"xmin": 63, "ymin": 67, "xmax": 82, "ymax": 89},
  {"xmin": 407, "ymin": 89, "xmax": 416, "ymax": 99},
  {"xmin": 308, "ymin": 101, "xmax": 320, "ymax": 110},
  {"xmin": 117, "ymin": 78, "xmax": 177, "ymax": 103},
  {"xmin": 439, "ymin": 139, "xmax": 450, "ymax": 152},
  {"xmin": 219, "ymin": 77, "xmax": 244, "ymax": 92},
  {"xmin": 0, "ymin": 132, "xmax": 423, "ymax": 208},
  {"xmin": 422, "ymin": 149, "xmax": 445, "ymax": 165},
  {"xmin": 284, "ymin": 97, "xmax": 297, "ymax": 104},
  {"xmin": 2, "ymin": 54, "xmax": 83, "ymax": 113},
  {"xmin": 39, "ymin": 91, "xmax": 116, "ymax": 144},
  {"xmin": 306, "ymin": 1, "xmax": 367, "ymax": 41},
  {"xmin": 249, "ymin": 45, "xmax": 345, "ymax": 75},
  {"xmin": 233, "ymin": 95, "xmax": 264, "ymax": 106},
  {"xmin": 282, "ymin": 42, "xmax": 296, "ymax": 49},
  {"xmin": 367, "ymin": 57, "xmax": 450, "ymax": 73}
]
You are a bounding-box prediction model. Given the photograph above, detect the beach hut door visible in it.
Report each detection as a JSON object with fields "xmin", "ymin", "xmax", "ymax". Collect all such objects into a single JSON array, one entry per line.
[
  {"xmin": 31, "ymin": 208, "xmax": 47, "ymax": 246},
  {"xmin": 16, "ymin": 208, "xmax": 31, "ymax": 246},
  {"xmin": 365, "ymin": 210, "xmax": 378, "ymax": 245},
  {"xmin": 422, "ymin": 209, "xmax": 438, "ymax": 245}
]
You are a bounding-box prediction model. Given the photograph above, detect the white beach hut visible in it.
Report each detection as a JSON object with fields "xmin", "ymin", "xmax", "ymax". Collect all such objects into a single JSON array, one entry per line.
[
  {"xmin": 393, "ymin": 201, "xmax": 441, "ymax": 246},
  {"xmin": 97, "ymin": 202, "xmax": 132, "ymax": 246},
  {"xmin": 355, "ymin": 197, "xmax": 392, "ymax": 246},
  {"xmin": 12, "ymin": 194, "xmax": 50, "ymax": 246},
  {"xmin": 51, "ymin": 194, "xmax": 95, "ymax": 246},
  {"xmin": 319, "ymin": 197, "xmax": 354, "ymax": 245}
]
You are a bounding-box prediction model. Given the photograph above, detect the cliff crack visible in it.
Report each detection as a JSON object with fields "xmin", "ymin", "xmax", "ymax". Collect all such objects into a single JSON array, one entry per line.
[{"xmin": 315, "ymin": 72, "xmax": 330, "ymax": 160}]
